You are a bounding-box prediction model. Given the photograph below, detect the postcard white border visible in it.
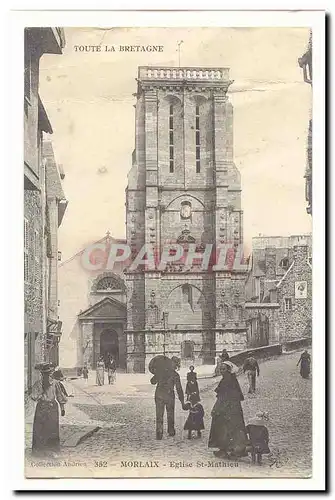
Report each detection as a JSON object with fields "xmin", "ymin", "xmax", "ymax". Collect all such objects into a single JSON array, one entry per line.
[{"xmin": 4, "ymin": 6, "xmax": 325, "ymax": 493}]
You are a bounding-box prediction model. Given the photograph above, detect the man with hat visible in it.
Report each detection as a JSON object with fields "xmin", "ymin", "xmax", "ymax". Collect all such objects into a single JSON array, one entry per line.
[{"xmin": 150, "ymin": 356, "xmax": 186, "ymax": 440}]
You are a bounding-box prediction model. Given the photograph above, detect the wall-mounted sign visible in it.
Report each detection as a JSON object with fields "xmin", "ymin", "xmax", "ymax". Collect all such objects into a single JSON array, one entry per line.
[{"xmin": 295, "ymin": 281, "xmax": 307, "ymax": 299}]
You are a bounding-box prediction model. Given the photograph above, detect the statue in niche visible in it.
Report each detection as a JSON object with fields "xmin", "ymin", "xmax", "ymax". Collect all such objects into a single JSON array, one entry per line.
[
  {"xmin": 218, "ymin": 292, "xmax": 231, "ymax": 321},
  {"xmin": 148, "ymin": 291, "xmax": 159, "ymax": 326}
]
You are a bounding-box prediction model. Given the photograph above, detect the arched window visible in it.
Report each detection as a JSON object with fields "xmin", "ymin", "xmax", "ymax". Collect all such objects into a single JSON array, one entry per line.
[{"xmin": 96, "ymin": 275, "xmax": 122, "ymax": 292}]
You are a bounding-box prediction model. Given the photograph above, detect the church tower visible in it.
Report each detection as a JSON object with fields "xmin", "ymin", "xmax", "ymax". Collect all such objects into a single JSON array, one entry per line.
[{"xmin": 126, "ymin": 67, "xmax": 247, "ymax": 373}]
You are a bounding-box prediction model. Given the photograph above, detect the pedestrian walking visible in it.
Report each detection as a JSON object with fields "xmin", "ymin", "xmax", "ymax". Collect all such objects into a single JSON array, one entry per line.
[
  {"xmin": 96, "ymin": 356, "xmax": 105, "ymax": 386},
  {"xmin": 149, "ymin": 355, "xmax": 186, "ymax": 440},
  {"xmin": 184, "ymin": 393, "xmax": 205, "ymax": 439},
  {"xmin": 297, "ymin": 350, "xmax": 311, "ymax": 379},
  {"xmin": 31, "ymin": 362, "xmax": 67, "ymax": 458},
  {"xmin": 107, "ymin": 356, "xmax": 116, "ymax": 385},
  {"xmin": 82, "ymin": 364, "xmax": 89, "ymax": 383},
  {"xmin": 246, "ymin": 411, "xmax": 270, "ymax": 465},
  {"xmin": 243, "ymin": 356, "xmax": 260, "ymax": 394},
  {"xmin": 208, "ymin": 361, "xmax": 248, "ymax": 459},
  {"xmin": 185, "ymin": 365, "xmax": 200, "ymax": 403}
]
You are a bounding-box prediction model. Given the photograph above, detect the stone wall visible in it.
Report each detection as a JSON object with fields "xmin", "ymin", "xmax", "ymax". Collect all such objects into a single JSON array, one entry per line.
[
  {"xmin": 24, "ymin": 190, "xmax": 44, "ymax": 391},
  {"xmin": 276, "ymin": 245, "xmax": 312, "ymax": 342}
]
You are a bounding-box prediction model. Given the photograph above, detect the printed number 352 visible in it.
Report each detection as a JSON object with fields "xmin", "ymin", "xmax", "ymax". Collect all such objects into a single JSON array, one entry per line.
[{"xmin": 94, "ymin": 461, "xmax": 107, "ymax": 467}]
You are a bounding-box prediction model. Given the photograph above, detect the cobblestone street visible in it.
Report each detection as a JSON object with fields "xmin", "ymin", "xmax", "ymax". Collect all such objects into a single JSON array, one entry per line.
[{"xmin": 25, "ymin": 352, "xmax": 312, "ymax": 478}]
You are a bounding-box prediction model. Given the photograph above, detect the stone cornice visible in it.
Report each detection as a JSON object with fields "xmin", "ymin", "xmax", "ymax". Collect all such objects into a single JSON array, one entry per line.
[{"xmin": 139, "ymin": 82, "xmax": 234, "ymax": 93}]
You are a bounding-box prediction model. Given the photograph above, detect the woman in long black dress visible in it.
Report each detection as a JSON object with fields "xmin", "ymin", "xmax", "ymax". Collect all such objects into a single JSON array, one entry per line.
[
  {"xmin": 297, "ymin": 350, "xmax": 311, "ymax": 378},
  {"xmin": 31, "ymin": 363, "xmax": 67, "ymax": 457},
  {"xmin": 185, "ymin": 366, "xmax": 200, "ymax": 402},
  {"xmin": 208, "ymin": 362, "xmax": 248, "ymax": 458}
]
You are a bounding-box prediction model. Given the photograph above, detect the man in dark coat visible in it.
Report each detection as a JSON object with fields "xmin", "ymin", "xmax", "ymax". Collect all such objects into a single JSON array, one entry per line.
[
  {"xmin": 150, "ymin": 356, "xmax": 185, "ymax": 440},
  {"xmin": 243, "ymin": 356, "xmax": 260, "ymax": 394}
]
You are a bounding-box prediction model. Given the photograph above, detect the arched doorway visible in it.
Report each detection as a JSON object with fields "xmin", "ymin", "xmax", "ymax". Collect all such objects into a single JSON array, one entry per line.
[
  {"xmin": 100, "ymin": 329, "xmax": 119, "ymax": 367},
  {"xmin": 181, "ymin": 340, "xmax": 195, "ymax": 360}
]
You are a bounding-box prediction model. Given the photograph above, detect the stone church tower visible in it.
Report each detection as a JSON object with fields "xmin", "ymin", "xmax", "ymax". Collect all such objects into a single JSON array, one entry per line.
[{"xmin": 126, "ymin": 67, "xmax": 247, "ymax": 373}]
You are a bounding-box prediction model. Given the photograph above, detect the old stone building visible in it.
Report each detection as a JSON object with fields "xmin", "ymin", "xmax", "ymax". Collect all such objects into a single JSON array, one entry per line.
[
  {"xmin": 58, "ymin": 234, "xmax": 127, "ymax": 372},
  {"xmin": 126, "ymin": 67, "xmax": 247, "ymax": 373},
  {"xmin": 24, "ymin": 28, "xmax": 66, "ymax": 392},
  {"xmin": 43, "ymin": 141, "xmax": 68, "ymax": 366},
  {"xmin": 245, "ymin": 235, "xmax": 312, "ymax": 348}
]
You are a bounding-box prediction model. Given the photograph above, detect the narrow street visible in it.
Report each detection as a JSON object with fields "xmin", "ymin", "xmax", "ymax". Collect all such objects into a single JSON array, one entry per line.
[{"xmin": 25, "ymin": 352, "xmax": 312, "ymax": 478}]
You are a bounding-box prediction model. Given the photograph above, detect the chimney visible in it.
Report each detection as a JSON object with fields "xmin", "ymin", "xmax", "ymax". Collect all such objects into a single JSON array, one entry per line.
[
  {"xmin": 270, "ymin": 288, "xmax": 278, "ymax": 303},
  {"xmin": 265, "ymin": 247, "xmax": 277, "ymax": 280},
  {"xmin": 293, "ymin": 244, "xmax": 309, "ymax": 261}
]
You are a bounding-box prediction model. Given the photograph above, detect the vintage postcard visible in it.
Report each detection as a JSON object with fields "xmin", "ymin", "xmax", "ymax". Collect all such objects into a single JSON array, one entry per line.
[{"xmin": 17, "ymin": 9, "xmax": 325, "ymax": 488}]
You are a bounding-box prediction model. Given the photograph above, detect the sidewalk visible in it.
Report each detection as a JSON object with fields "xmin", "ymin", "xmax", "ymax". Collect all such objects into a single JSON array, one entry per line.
[
  {"xmin": 25, "ymin": 392, "xmax": 101, "ymax": 450},
  {"xmin": 25, "ymin": 365, "xmax": 217, "ymax": 451}
]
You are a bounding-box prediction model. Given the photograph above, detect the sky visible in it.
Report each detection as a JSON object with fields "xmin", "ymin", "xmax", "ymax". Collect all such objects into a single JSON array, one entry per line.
[{"xmin": 39, "ymin": 27, "xmax": 312, "ymax": 260}]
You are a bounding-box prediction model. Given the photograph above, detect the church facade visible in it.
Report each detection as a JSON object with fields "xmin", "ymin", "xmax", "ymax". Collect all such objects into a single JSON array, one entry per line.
[{"xmin": 126, "ymin": 67, "xmax": 248, "ymax": 373}]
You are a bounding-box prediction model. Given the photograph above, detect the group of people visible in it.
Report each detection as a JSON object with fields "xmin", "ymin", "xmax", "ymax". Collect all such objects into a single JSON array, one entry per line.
[
  {"xmin": 95, "ymin": 354, "xmax": 117, "ymax": 386},
  {"xmin": 150, "ymin": 354, "xmax": 270, "ymax": 464},
  {"xmin": 30, "ymin": 347, "xmax": 311, "ymax": 461},
  {"xmin": 150, "ymin": 348, "xmax": 312, "ymax": 464}
]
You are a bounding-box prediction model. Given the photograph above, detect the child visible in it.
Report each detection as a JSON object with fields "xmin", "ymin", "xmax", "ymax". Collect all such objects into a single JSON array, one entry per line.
[
  {"xmin": 184, "ymin": 393, "xmax": 205, "ymax": 439},
  {"xmin": 82, "ymin": 364, "xmax": 89, "ymax": 383},
  {"xmin": 52, "ymin": 369, "xmax": 73, "ymax": 398},
  {"xmin": 246, "ymin": 411, "xmax": 270, "ymax": 465},
  {"xmin": 186, "ymin": 365, "xmax": 200, "ymax": 403}
]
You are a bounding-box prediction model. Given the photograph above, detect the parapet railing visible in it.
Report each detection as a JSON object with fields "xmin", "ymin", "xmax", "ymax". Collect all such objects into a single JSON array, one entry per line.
[{"xmin": 138, "ymin": 66, "xmax": 230, "ymax": 81}]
